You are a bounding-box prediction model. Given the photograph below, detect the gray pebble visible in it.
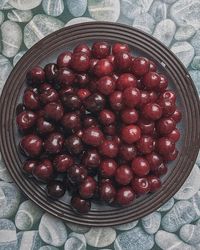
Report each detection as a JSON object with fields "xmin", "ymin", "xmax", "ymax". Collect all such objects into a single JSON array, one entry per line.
[
  {"xmin": 7, "ymin": 9, "xmax": 32, "ymax": 22},
  {"xmin": 85, "ymin": 227, "xmax": 116, "ymax": 248},
  {"xmin": 66, "ymin": 222, "xmax": 90, "ymax": 233},
  {"xmin": 0, "ymin": 152, "xmax": 13, "ymax": 182},
  {"xmin": 132, "ymin": 13, "xmax": 155, "ymax": 34},
  {"xmin": 191, "ymin": 56, "xmax": 200, "ymax": 70},
  {"xmin": 157, "ymin": 198, "xmax": 175, "ymax": 212},
  {"xmin": 180, "ymin": 224, "xmax": 200, "ymax": 245},
  {"xmin": 64, "ymin": 237, "xmax": 86, "ymax": 250},
  {"xmin": 161, "ymin": 201, "xmax": 196, "ymax": 232},
  {"xmin": 0, "ymin": 11, "xmax": 4, "ymax": 24},
  {"xmin": 65, "ymin": 17, "xmax": 95, "ymax": 26},
  {"xmin": 17, "ymin": 230, "xmax": 43, "ymax": 250},
  {"xmin": 190, "ymin": 191, "xmax": 200, "ymax": 218},
  {"xmin": 170, "ymin": 41, "xmax": 194, "ymax": 68},
  {"xmin": 0, "ymin": 55, "xmax": 13, "ymax": 94},
  {"xmin": 13, "ymin": 50, "xmax": 26, "ymax": 66},
  {"xmin": 69, "ymin": 232, "xmax": 86, "ymax": 246},
  {"xmin": 175, "ymin": 25, "xmax": 196, "ymax": 41},
  {"xmin": 114, "ymin": 227, "xmax": 154, "ymax": 250},
  {"xmin": 39, "ymin": 246, "xmax": 59, "ymax": 250},
  {"xmin": 39, "ymin": 213, "xmax": 67, "ymax": 247},
  {"xmin": 142, "ymin": 212, "xmax": 161, "ymax": 234},
  {"xmin": 153, "ymin": 19, "xmax": 176, "ymax": 47},
  {"xmin": 189, "ymin": 70, "xmax": 200, "ymax": 96},
  {"xmin": 0, "ymin": 219, "xmax": 17, "ymax": 250},
  {"xmin": 191, "ymin": 30, "xmax": 200, "ymax": 56},
  {"xmin": 1, "ymin": 20, "xmax": 22, "ymax": 57},
  {"xmin": 155, "ymin": 230, "xmax": 195, "ymax": 250},
  {"xmin": 8, "ymin": 0, "xmax": 42, "ymax": 10},
  {"xmin": 0, "ymin": 181, "xmax": 21, "ymax": 218},
  {"xmin": 66, "ymin": 0, "xmax": 87, "ymax": 17},
  {"xmin": 24, "ymin": 14, "xmax": 64, "ymax": 49},
  {"xmin": 174, "ymin": 164, "xmax": 200, "ymax": 200},
  {"xmin": 162, "ymin": 0, "xmax": 176, "ymax": 3},
  {"xmin": 42, "ymin": 0, "xmax": 64, "ymax": 17},
  {"xmin": 15, "ymin": 200, "xmax": 43, "ymax": 230},
  {"xmin": 117, "ymin": 14, "xmax": 133, "ymax": 26},
  {"xmin": 149, "ymin": 0, "xmax": 167, "ymax": 23},
  {"xmin": 114, "ymin": 220, "xmax": 138, "ymax": 231},
  {"xmin": 0, "ymin": 0, "xmax": 12, "ymax": 9},
  {"xmin": 88, "ymin": 0, "xmax": 120, "ymax": 22},
  {"xmin": 170, "ymin": 0, "xmax": 200, "ymax": 30},
  {"xmin": 196, "ymin": 150, "xmax": 200, "ymax": 166}
]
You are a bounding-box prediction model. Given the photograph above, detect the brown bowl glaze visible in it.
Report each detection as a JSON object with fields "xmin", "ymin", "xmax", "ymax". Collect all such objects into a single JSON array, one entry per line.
[{"xmin": 0, "ymin": 22, "xmax": 200, "ymax": 226}]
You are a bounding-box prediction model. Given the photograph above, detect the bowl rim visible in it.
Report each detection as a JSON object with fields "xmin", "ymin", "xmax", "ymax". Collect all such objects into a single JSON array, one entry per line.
[{"xmin": 0, "ymin": 21, "xmax": 200, "ymax": 226}]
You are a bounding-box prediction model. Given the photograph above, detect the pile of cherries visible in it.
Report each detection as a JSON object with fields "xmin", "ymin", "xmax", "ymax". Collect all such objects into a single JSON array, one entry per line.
[{"xmin": 16, "ymin": 41, "xmax": 181, "ymax": 214}]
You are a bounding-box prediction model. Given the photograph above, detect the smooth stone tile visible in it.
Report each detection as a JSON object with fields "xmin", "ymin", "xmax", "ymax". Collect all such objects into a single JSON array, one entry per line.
[
  {"xmin": 13, "ymin": 50, "xmax": 26, "ymax": 66},
  {"xmin": 175, "ymin": 25, "xmax": 196, "ymax": 41},
  {"xmin": 42, "ymin": 0, "xmax": 64, "ymax": 17},
  {"xmin": 170, "ymin": 41, "xmax": 194, "ymax": 68},
  {"xmin": 191, "ymin": 30, "xmax": 200, "ymax": 55},
  {"xmin": 170, "ymin": 0, "xmax": 200, "ymax": 30},
  {"xmin": 161, "ymin": 201, "xmax": 196, "ymax": 232},
  {"xmin": 0, "ymin": 181, "xmax": 21, "ymax": 218},
  {"xmin": 0, "ymin": 0, "xmax": 12, "ymax": 9},
  {"xmin": 0, "ymin": 54, "xmax": 13, "ymax": 95},
  {"xmin": 189, "ymin": 70, "xmax": 200, "ymax": 96},
  {"xmin": 39, "ymin": 213, "xmax": 67, "ymax": 247},
  {"xmin": 24, "ymin": 14, "xmax": 64, "ymax": 49},
  {"xmin": 0, "ymin": 10, "xmax": 4, "ymax": 24},
  {"xmin": 141, "ymin": 212, "xmax": 161, "ymax": 234},
  {"xmin": 157, "ymin": 198, "xmax": 175, "ymax": 212},
  {"xmin": 7, "ymin": 9, "xmax": 32, "ymax": 22},
  {"xmin": 190, "ymin": 191, "xmax": 200, "ymax": 218},
  {"xmin": 66, "ymin": 222, "xmax": 90, "ymax": 233},
  {"xmin": 69, "ymin": 232, "xmax": 86, "ymax": 246},
  {"xmin": 65, "ymin": 17, "xmax": 95, "ymax": 26},
  {"xmin": 88, "ymin": 0, "xmax": 120, "ymax": 22},
  {"xmin": 66, "ymin": 0, "xmax": 87, "ymax": 17},
  {"xmin": 64, "ymin": 237, "xmax": 86, "ymax": 250},
  {"xmin": 132, "ymin": 13, "xmax": 155, "ymax": 34},
  {"xmin": 85, "ymin": 227, "xmax": 116, "ymax": 248},
  {"xmin": 191, "ymin": 56, "xmax": 200, "ymax": 70},
  {"xmin": 8, "ymin": 0, "xmax": 42, "ymax": 10},
  {"xmin": 155, "ymin": 230, "xmax": 195, "ymax": 250},
  {"xmin": 17, "ymin": 230, "xmax": 43, "ymax": 250},
  {"xmin": 113, "ymin": 220, "xmax": 138, "ymax": 231},
  {"xmin": 0, "ymin": 152, "xmax": 13, "ymax": 182},
  {"xmin": 1, "ymin": 20, "xmax": 22, "ymax": 57},
  {"xmin": 174, "ymin": 164, "xmax": 200, "ymax": 200},
  {"xmin": 0, "ymin": 219, "xmax": 17, "ymax": 250},
  {"xmin": 15, "ymin": 200, "xmax": 43, "ymax": 230},
  {"xmin": 179, "ymin": 224, "xmax": 200, "ymax": 245},
  {"xmin": 153, "ymin": 19, "xmax": 176, "ymax": 47},
  {"xmin": 114, "ymin": 227, "xmax": 154, "ymax": 250},
  {"xmin": 39, "ymin": 246, "xmax": 58, "ymax": 250},
  {"xmin": 149, "ymin": 0, "xmax": 167, "ymax": 23}
]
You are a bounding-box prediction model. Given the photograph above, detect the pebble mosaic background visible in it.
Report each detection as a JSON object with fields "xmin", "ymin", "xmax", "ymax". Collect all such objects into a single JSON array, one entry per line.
[{"xmin": 0, "ymin": 0, "xmax": 200, "ymax": 249}]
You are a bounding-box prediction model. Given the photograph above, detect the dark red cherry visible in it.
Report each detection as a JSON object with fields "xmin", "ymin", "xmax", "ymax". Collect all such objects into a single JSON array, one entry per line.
[
  {"xmin": 119, "ymin": 144, "xmax": 137, "ymax": 161},
  {"xmin": 131, "ymin": 157, "xmax": 150, "ymax": 177},
  {"xmin": 77, "ymin": 88, "xmax": 91, "ymax": 100},
  {"xmin": 92, "ymin": 41, "xmax": 111, "ymax": 59},
  {"xmin": 44, "ymin": 63, "xmax": 58, "ymax": 83},
  {"xmin": 148, "ymin": 176, "xmax": 161, "ymax": 192},
  {"xmin": 94, "ymin": 59, "xmax": 113, "ymax": 77},
  {"xmin": 99, "ymin": 109, "xmax": 115, "ymax": 125},
  {"xmin": 23, "ymin": 89, "xmax": 40, "ymax": 110},
  {"xmin": 170, "ymin": 109, "xmax": 182, "ymax": 123},
  {"xmin": 44, "ymin": 102, "xmax": 64, "ymax": 121},
  {"xmin": 53, "ymin": 154, "xmax": 73, "ymax": 173},
  {"xmin": 156, "ymin": 137, "xmax": 175, "ymax": 155},
  {"xmin": 160, "ymin": 90, "xmax": 176, "ymax": 103},
  {"xmin": 163, "ymin": 148, "xmax": 178, "ymax": 162},
  {"xmin": 68, "ymin": 165, "xmax": 87, "ymax": 184},
  {"xmin": 20, "ymin": 134, "xmax": 42, "ymax": 157},
  {"xmin": 153, "ymin": 163, "xmax": 168, "ymax": 177},
  {"xmin": 79, "ymin": 176, "xmax": 97, "ymax": 199},
  {"xmin": 33, "ymin": 159, "xmax": 53, "ymax": 183},
  {"xmin": 22, "ymin": 160, "xmax": 37, "ymax": 176},
  {"xmin": 44, "ymin": 132, "xmax": 64, "ymax": 154},
  {"xmin": 131, "ymin": 57, "xmax": 150, "ymax": 76},
  {"xmin": 56, "ymin": 68, "xmax": 75, "ymax": 87},
  {"xmin": 156, "ymin": 118, "xmax": 176, "ymax": 135},
  {"xmin": 16, "ymin": 111, "xmax": 37, "ymax": 131},
  {"xmin": 131, "ymin": 177, "xmax": 150, "ymax": 194},
  {"xmin": 148, "ymin": 90, "xmax": 159, "ymax": 102},
  {"xmin": 149, "ymin": 60, "xmax": 157, "ymax": 72},
  {"xmin": 74, "ymin": 43, "xmax": 91, "ymax": 56},
  {"xmin": 83, "ymin": 115, "xmax": 98, "ymax": 128},
  {"xmin": 123, "ymin": 87, "xmax": 141, "ymax": 108},
  {"xmin": 115, "ymin": 52, "xmax": 132, "ymax": 71},
  {"xmin": 145, "ymin": 152, "xmax": 163, "ymax": 171},
  {"xmin": 61, "ymin": 112, "xmax": 81, "ymax": 131},
  {"xmin": 137, "ymin": 118, "xmax": 155, "ymax": 135},
  {"xmin": 142, "ymin": 72, "xmax": 160, "ymax": 90},
  {"xmin": 109, "ymin": 91, "xmax": 124, "ymax": 111},
  {"xmin": 97, "ymin": 76, "xmax": 116, "ymax": 95},
  {"xmin": 82, "ymin": 149, "xmax": 101, "ymax": 168},
  {"xmin": 107, "ymin": 55, "xmax": 115, "ymax": 64},
  {"xmin": 61, "ymin": 94, "xmax": 81, "ymax": 111},
  {"xmin": 65, "ymin": 135, "xmax": 83, "ymax": 155},
  {"xmin": 57, "ymin": 51, "xmax": 72, "ymax": 68},
  {"xmin": 46, "ymin": 180, "xmax": 66, "ymax": 199},
  {"xmin": 112, "ymin": 43, "xmax": 129, "ymax": 55},
  {"xmin": 27, "ymin": 66, "xmax": 45, "ymax": 86},
  {"xmin": 99, "ymin": 139, "xmax": 118, "ymax": 158},
  {"xmin": 39, "ymin": 88, "xmax": 59, "ymax": 104},
  {"xmin": 136, "ymin": 135, "xmax": 154, "ymax": 154},
  {"xmin": 71, "ymin": 52, "xmax": 90, "ymax": 73},
  {"xmin": 83, "ymin": 93, "xmax": 105, "ymax": 112},
  {"xmin": 143, "ymin": 103, "xmax": 162, "ymax": 120},
  {"xmin": 36, "ymin": 117, "xmax": 55, "ymax": 135},
  {"xmin": 116, "ymin": 73, "xmax": 137, "ymax": 90},
  {"xmin": 59, "ymin": 86, "xmax": 74, "ymax": 96},
  {"xmin": 121, "ymin": 108, "xmax": 138, "ymax": 124},
  {"xmin": 116, "ymin": 187, "xmax": 135, "ymax": 206},
  {"xmin": 158, "ymin": 74, "xmax": 168, "ymax": 91},
  {"xmin": 89, "ymin": 59, "xmax": 99, "ymax": 74},
  {"xmin": 157, "ymin": 99, "xmax": 175, "ymax": 117},
  {"xmin": 103, "ymin": 124, "xmax": 116, "ymax": 135},
  {"xmin": 167, "ymin": 128, "xmax": 180, "ymax": 142},
  {"xmin": 76, "ymin": 73, "xmax": 90, "ymax": 86},
  {"xmin": 121, "ymin": 125, "xmax": 141, "ymax": 144},
  {"xmin": 82, "ymin": 127, "xmax": 104, "ymax": 147},
  {"xmin": 100, "ymin": 159, "xmax": 117, "ymax": 178},
  {"xmin": 100, "ymin": 182, "xmax": 116, "ymax": 203},
  {"xmin": 115, "ymin": 165, "xmax": 133, "ymax": 185},
  {"xmin": 71, "ymin": 196, "xmax": 91, "ymax": 214}
]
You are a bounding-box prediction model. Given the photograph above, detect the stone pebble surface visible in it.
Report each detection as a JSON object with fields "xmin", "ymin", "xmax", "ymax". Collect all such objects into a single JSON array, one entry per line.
[{"xmin": 0, "ymin": 0, "xmax": 200, "ymax": 249}]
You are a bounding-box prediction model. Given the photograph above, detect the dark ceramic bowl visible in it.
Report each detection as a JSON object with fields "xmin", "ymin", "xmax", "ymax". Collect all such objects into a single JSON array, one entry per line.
[{"xmin": 0, "ymin": 22, "xmax": 200, "ymax": 226}]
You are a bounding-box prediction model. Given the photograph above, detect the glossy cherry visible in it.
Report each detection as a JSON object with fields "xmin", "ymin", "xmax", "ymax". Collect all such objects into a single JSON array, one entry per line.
[
  {"xmin": 71, "ymin": 52, "xmax": 90, "ymax": 73},
  {"xmin": 99, "ymin": 139, "xmax": 119, "ymax": 158},
  {"xmin": 156, "ymin": 137, "xmax": 175, "ymax": 155},
  {"xmin": 92, "ymin": 41, "xmax": 111, "ymax": 59},
  {"xmin": 57, "ymin": 51, "xmax": 72, "ymax": 68},
  {"xmin": 131, "ymin": 157, "xmax": 150, "ymax": 177},
  {"xmin": 23, "ymin": 89, "xmax": 40, "ymax": 110},
  {"xmin": 77, "ymin": 88, "xmax": 91, "ymax": 100},
  {"xmin": 116, "ymin": 73, "xmax": 137, "ymax": 90},
  {"xmin": 115, "ymin": 52, "xmax": 131, "ymax": 71},
  {"xmin": 16, "ymin": 111, "xmax": 37, "ymax": 131},
  {"xmin": 121, "ymin": 108, "xmax": 138, "ymax": 124},
  {"xmin": 76, "ymin": 73, "xmax": 90, "ymax": 86},
  {"xmin": 145, "ymin": 152, "xmax": 163, "ymax": 171},
  {"xmin": 53, "ymin": 154, "xmax": 73, "ymax": 173},
  {"xmin": 167, "ymin": 128, "xmax": 180, "ymax": 142},
  {"xmin": 44, "ymin": 102, "xmax": 64, "ymax": 121},
  {"xmin": 136, "ymin": 135, "xmax": 154, "ymax": 154},
  {"xmin": 68, "ymin": 165, "xmax": 87, "ymax": 184},
  {"xmin": 99, "ymin": 109, "xmax": 115, "ymax": 125},
  {"xmin": 112, "ymin": 43, "xmax": 129, "ymax": 55},
  {"xmin": 149, "ymin": 60, "xmax": 157, "ymax": 72},
  {"xmin": 109, "ymin": 91, "xmax": 124, "ymax": 111},
  {"xmin": 33, "ymin": 159, "xmax": 54, "ymax": 183},
  {"xmin": 142, "ymin": 72, "xmax": 160, "ymax": 90},
  {"xmin": 115, "ymin": 165, "xmax": 133, "ymax": 185},
  {"xmin": 156, "ymin": 117, "xmax": 176, "ymax": 135},
  {"xmin": 100, "ymin": 182, "xmax": 116, "ymax": 203},
  {"xmin": 27, "ymin": 66, "xmax": 45, "ymax": 86},
  {"xmin": 83, "ymin": 93, "xmax": 105, "ymax": 112},
  {"xmin": 56, "ymin": 68, "xmax": 75, "ymax": 87},
  {"xmin": 82, "ymin": 149, "xmax": 101, "ymax": 168},
  {"xmin": 20, "ymin": 134, "xmax": 42, "ymax": 157},
  {"xmin": 158, "ymin": 74, "xmax": 168, "ymax": 91},
  {"xmin": 61, "ymin": 93, "xmax": 81, "ymax": 111},
  {"xmin": 74, "ymin": 43, "xmax": 91, "ymax": 56},
  {"xmin": 65, "ymin": 135, "xmax": 83, "ymax": 155},
  {"xmin": 170, "ymin": 109, "xmax": 182, "ymax": 123},
  {"xmin": 148, "ymin": 176, "xmax": 161, "ymax": 192},
  {"xmin": 137, "ymin": 118, "xmax": 155, "ymax": 135},
  {"xmin": 119, "ymin": 144, "xmax": 137, "ymax": 161},
  {"xmin": 97, "ymin": 76, "xmax": 116, "ymax": 95},
  {"xmin": 71, "ymin": 196, "xmax": 91, "ymax": 214},
  {"xmin": 44, "ymin": 132, "xmax": 64, "ymax": 154},
  {"xmin": 36, "ymin": 117, "xmax": 54, "ymax": 135},
  {"xmin": 116, "ymin": 187, "xmax": 135, "ymax": 206},
  {"xmin": 121, "ymin": 125, "xmax": 141, "ymax": 144},
  {"xmin": 143, "ymin": 103, "xmax": 163, "ymax": 120},
  {"xmin": 94, "ymin": 59, "xmax": 113, "ymax": 77},
  {"xmin": 61, "ymin": 112, "xmax": 81, "ymax": 131},
  {"xmin": 123, "ymin": 87, "xmax": 141, "ymax": 108},
  {"xmin": 39, "ymin": 88, "xmax": 59, "ymax": 104},
  {"xmin": 82, "ymin": 127, "xmax": 104, "ymax": 147},
  {"xmin": 131, "ymin": 177, "xmax": 150, "ymax": 194},
  {"xmin": 79, "ymin": 176, "xmax": 97, "ymax": 199},
  {"xmin": 100, "ymin": 159, "xmax": 117, "ymax": 178},
  {"xmin": 46, "ymin": 180, "xmax": 66, "ymax": 198},
  {"xmin": 153, "ymin": 163, "xmax": 168, "ymax": 177},
  {"xmin": 22, "ymin": 160, "xmax": 37, "ymax": 176},
  {"xmin": 44, "ymin": 63, "xmax": 58, "ymax": 83},
  {"xmin": 131, "ymin": 57, "xmax": 150, "ymax": 76}
]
